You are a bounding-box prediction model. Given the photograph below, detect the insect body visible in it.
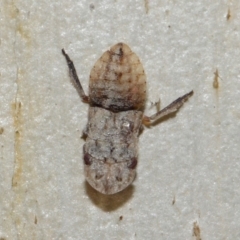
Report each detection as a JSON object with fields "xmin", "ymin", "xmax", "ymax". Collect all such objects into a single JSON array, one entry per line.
[{"xmin": 62, "ymin": 43, "xmax": 193, "ymax": 195}]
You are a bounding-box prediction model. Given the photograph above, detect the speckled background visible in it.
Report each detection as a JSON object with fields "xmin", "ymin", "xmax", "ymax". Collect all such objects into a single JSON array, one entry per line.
[{"xmin": 1, "ymin": 1, "xmax": 240, "ymax": 239}]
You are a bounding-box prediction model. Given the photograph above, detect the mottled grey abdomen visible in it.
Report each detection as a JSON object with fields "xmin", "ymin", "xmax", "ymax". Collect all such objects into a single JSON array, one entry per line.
[{"xmin": 83, "ymin": 106, "xmax": 142, "ymax": 194}]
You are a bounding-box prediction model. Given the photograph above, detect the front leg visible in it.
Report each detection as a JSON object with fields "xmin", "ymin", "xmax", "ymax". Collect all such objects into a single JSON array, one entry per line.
[
  {"xmin": 143, "ymin": 90, "xmax": 193, "ymax": 125},
  {"xmin": 62, "ymin": 49, "xmax": 89, "ymax": 103}
]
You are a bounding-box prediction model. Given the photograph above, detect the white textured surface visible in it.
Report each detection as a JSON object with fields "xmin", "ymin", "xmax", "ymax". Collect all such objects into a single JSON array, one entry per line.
[{"xmin": 1, "ymin": 0, "xmax": 240, "ymax": 239}]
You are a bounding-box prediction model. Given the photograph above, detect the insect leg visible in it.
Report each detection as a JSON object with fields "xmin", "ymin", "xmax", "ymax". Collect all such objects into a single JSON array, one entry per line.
[
  {"xmin": 143, "ymin": 90, "xmax": 193, "ymax": 125},
  {"xmin": 62, "ymin": 49, "xmax": 89, "ymax": 103}
]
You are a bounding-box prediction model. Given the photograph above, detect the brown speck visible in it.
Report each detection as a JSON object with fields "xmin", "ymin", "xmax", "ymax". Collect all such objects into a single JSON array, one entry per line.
[
  {"xmin": 0, "ymin": 127, "xmax": 4, "ymax": 134},
  {"xmin": 116, "ymin": 176, "xmax": 122, "ymax": 182},
  {"xmin": 81, "ymin": 132, "xmax": 87, "ymax": 141},
  {"xmin": 118, "ymin": 47, "xmax": 123, "ymax": 57},
  {"xmin": 226, "ymin": 8, "xmax": 231, "ymax": 20},
  {"xmin": 17, "ymin": 24, "xmax": 31, "ymax": 46},
  {"xmin": 12, "ymin": 101, "xmax": 22, "ymax": 110},
  {"xmin": 89, "ymin": 3, "xmax": 95, "ymax": 11},
  {"xmin": 144, "ymin": 0, "xmax": 149, "ymax": 14},
  {"xmin": 213, "ymin": 69, "xmax": 219, "ymax": 89},
  {"xmin": 95, "ymin": 174, "xmax": 103, "ymax": 180},
  {"xmin": 172, "ymin": 196, "xmax": 175, "ymax": 205},
  {"xmin": 119, "ymin": 215, "xmax": 123, "ymax": 221},
  {"xmin": 34, "ymin": 216, "xmax": 38, "ymax": 224},
  {"xmin": 12, "ymin": 100, "xmax": 24, "ymax": 188},
  {"xmin": 193, "ymin": 222, "xmax": 201, "ymax": 240}
]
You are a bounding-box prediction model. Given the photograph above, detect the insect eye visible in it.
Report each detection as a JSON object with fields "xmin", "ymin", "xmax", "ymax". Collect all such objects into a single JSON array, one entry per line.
[
  {"xmin": 84, "ymin": 153, "xmax": 92, "ymax": 165},
  {"xmin": 128, "ymin": 157, "xmax": 138, "ymax": 169}
]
